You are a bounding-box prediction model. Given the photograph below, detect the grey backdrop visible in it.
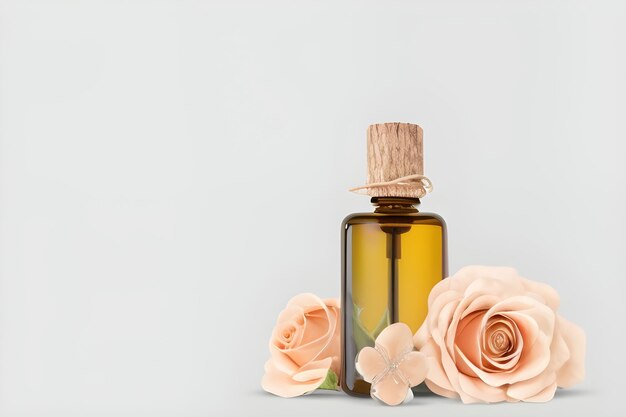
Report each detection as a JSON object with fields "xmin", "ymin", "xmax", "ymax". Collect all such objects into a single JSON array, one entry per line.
[{"xmin": 0, "ymin": 0, "xmax": 624, "ymax": 416}]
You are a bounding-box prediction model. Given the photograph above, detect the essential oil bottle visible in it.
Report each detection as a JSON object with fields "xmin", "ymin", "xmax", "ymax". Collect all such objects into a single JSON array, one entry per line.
[{"xmin": 340, "ymin": 122, "xmax": 448, "ymax": 396}]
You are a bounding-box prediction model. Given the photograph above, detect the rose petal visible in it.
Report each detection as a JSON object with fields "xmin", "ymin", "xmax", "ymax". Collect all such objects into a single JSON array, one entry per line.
[
  {"xmin": 300, "ymin": 311, "xmax": 330, "ymax": 345},
  {"xmin": 287, "ymin": 293, "xmax": 326, "ymax": 312},
  {"xmin": 268, "ymin": 349, "xmax": 299, "ymax": 375},
  {"xmin": 437, "ymin": 333, "xmax": 468, "ymax": 397},
  {"xmin": 273, "ymin": 319, "xmax": 303, "ymax": 349},
  {"xmin": 283, "ymin": 306, "xmax": 339, "ymax": 368},
  {"xmin": 414, "ymin": 322, "xmax": 430, "ymax": 349},
  {"xmin": 481, "ymin": 345, "xmax": 522, "ymax": 370},
  {"xmin": 421, "ymin": 340, "xmax": 457, "ymax": 394},
  {"xmin": 325, "ymin": 307, "xmax": 341, "ymax": 374},
  {"xmin": 549, "ymin": 326, "xmax": 571, "ymax": 375},
  {"xmin": 454, "ymin": 266, "xmax": 522, "ymax": 297},
  {"xmin": 555, "ymin": 315, "xmax": 586, "ymax": 387},
  {"xmin": 521, "ymin": 381, "xmax": 557, "ymax": 402},
  {"xmin": 428, "ymin": 291, "xmax": 463, "ymax": 345},
  {"xmin": 276, "ymin": 305, "xmax": 305, "ymax": 326},
  {"xmin": 461, "ymin": 294, "xmax": 502, "ymax": 320},
  {"xmin": 457, "ymin": 373, "xmax": 507, "ymax": 403},
  {"xmin": 425, "ymin": 378, "xmax": 460, "ymax": 400},
  {"xmin": 445, "ymin": 293, "xmax": 495, "ymax": 360},
  {"xmin": 464, "ymin": 277, "xmax": 510, "ymax": 300},
  {"xmin": 521, "ymin": 279, "xmax": 560, "ymax": 311},
  {"xmin": 261, "ymin": 360, "xmax": 326, "ymax": 398},
  {"xmin": 323, "ymin": 297, "xmax": 340, "ymax": 309},
  {"xmin": 454, "ymin": 310, "xmax": 484, "ymax": 375},
  {"xmin": 437, "ymin": 300, "xmax": 460, "ymax": 354},
  {"xmin": 506, "ymin": 367, "xmax": 557, "ymax": 400},
  {"xmin": 292, "ymin": 357, "xmax": 333, "ymax": 382},
  {"xmin": 504, "ymin": 310, "xmax": 552, "ymax": 379}
]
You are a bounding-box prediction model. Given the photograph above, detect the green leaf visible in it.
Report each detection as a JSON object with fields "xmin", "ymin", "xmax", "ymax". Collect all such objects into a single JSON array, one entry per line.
[
  {"xmin": 352, "ymin": 305, "xmax": 375, "ymax": 352},
  {"xmin": 351, "ymin": 304, "xmax": 390, "ymax": 352},
  {"xmin": 372, "ymin": 308, "xmax": 390, "ymax": 340},
  {"xmin": 317, "ymin": 369, "xmax": 339, "ymax": 391}
]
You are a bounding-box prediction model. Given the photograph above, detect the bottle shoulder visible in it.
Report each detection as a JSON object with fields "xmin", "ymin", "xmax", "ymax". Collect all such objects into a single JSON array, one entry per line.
[{"xmin": 341, "ymin": 211, "xmax": 447, "ymax": 228}]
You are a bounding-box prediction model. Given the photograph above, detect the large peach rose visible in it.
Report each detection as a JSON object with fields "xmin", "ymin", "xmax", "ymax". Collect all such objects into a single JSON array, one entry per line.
[
  {"xmin": 262, "ymin": 293, "xmax": 340, "ymax": 397},
  {"xmin": 414, "ymin": 266, "xmax": 585, "ymax": 403}
]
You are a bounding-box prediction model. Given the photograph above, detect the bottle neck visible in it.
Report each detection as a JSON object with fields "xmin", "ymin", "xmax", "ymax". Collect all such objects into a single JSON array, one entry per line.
[{"xmin": 371, "ymin": 197, "xmax": 420, "ymax": 213}]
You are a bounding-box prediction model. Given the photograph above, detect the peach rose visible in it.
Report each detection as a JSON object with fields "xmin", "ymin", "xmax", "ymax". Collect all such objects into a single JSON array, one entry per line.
[
  {"xmin": 414, "ymin": 266, "xmax": 585, "ymax": 403},
  {"xmin": 262, "ymin": 293, "xmax": 340, "ymax": 397}
]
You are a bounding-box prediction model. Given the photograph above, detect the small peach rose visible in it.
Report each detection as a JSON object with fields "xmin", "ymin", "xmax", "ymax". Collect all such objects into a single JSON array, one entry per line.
[
  {"xmin": 262, "ymin": 293, "xmax": 340, "ymax": 397},
  {"xmin": 356, "ymin": 322, "xmax": 428, "ymax": 406},
  {"xmin": 414, "ymin": 266, "xmax": 586, "ymax": 403}
]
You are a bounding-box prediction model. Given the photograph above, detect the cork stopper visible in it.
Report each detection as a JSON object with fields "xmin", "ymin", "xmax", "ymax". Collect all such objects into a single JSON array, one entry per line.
[{"xmin": 349, "ymin": 122, "xmax": 432, "ymax": 198}]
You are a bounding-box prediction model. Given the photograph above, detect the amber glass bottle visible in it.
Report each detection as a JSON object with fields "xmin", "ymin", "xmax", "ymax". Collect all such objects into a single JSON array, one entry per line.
[{"xmin": 340, "ymin": 123, "xmax": 448, "ymax": 396}]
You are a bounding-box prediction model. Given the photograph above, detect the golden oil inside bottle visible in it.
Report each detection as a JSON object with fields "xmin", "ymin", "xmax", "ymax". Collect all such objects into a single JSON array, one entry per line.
[{"xmin": 341, "ymin": 197, "xmax": 447, "ymax": 396}]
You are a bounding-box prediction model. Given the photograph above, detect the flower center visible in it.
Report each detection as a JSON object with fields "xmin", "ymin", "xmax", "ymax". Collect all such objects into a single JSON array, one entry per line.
[
  {"xmin": 491, "ymin": 330, "xmax": 508, "ymax": 351},
  {"xmin": 281, "ymin": 326, "xmax": 296, "ymax": 343},
  {"xmin": 482, "ymin": 315, "xmax": 518, "ymax": 360}
]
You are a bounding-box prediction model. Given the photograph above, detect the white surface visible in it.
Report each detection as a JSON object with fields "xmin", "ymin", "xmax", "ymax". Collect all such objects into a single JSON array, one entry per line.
[{"xmin": 0, "ymin": 1, "xmax": 624, "ymax": 416}]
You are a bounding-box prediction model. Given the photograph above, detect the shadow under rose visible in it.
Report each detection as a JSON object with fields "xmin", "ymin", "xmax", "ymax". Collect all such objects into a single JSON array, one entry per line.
[
  {"xmin": 400, "ymin": 390, "xmax": 454, "ymax": 406},
  {"xmin": 553, "ymin": 388, "xmax": 594, "ymax": 399},
  {"xmin": 254, "ymin": 389, "xmax": 347, "ymax": 400},
  {"xmin": 254, "ymin": 387, "xmax": 595, "ymax": 405},
  {"xmin": 403, "ymin": 387, "xmax": 595, "ymax": 406}
]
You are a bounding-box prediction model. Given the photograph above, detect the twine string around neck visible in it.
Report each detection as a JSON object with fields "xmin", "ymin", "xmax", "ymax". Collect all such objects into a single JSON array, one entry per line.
[{"xmin": 348, "ymin": 174, "xmax": 433, "ymax": 195}]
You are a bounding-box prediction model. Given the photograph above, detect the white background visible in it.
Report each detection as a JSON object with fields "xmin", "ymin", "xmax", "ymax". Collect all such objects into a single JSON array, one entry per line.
[{"xmin": 0, "ymin": 1, "xmax": 624, "ymax": 416}]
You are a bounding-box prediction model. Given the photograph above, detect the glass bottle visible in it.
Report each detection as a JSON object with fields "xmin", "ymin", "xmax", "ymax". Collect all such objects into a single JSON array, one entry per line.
[{"xmin": 340, "ymin": 123, "xmax": 448, "ymax": 396}]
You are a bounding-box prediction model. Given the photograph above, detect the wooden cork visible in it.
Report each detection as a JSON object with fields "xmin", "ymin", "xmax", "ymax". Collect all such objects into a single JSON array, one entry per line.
[{"xmin": 355, "ymin": 122, "xmax": 427, "ymax": 198}]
